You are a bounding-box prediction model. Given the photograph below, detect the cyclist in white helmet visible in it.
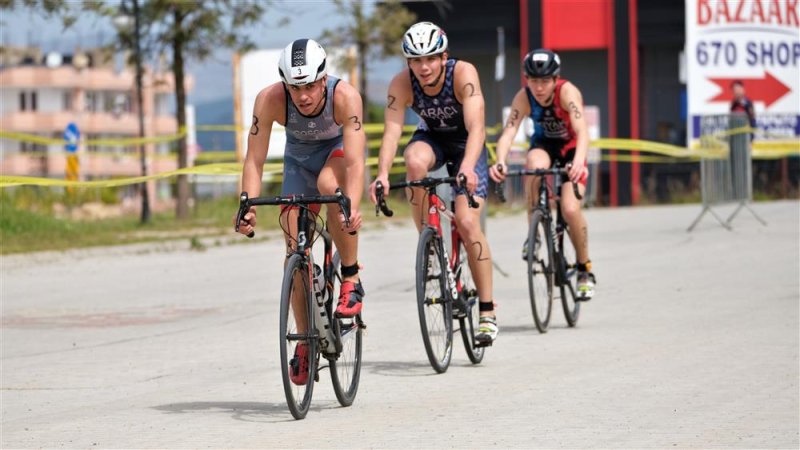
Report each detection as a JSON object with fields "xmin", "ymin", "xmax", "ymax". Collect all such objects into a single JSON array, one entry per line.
[
  {"xmin": 369, "ymin": 21, "xmax": 499, "ymax": 345},
  {"xmin": 235, "ymin": 39, "xmax": 367, "ymax": 384}
]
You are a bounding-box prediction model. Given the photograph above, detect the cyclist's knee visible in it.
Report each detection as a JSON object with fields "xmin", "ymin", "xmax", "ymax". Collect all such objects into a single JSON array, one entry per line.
[
  {"xmin": 561, "ymin": 198, "xmax": 583, "ymax": 222},
  {"xmin": 455, "ymin": 214, "xmax": 481, "ymax": 240},
  {"xmin": 527, "ymin": 149, "xmax": 550, "ymax": 169},
  {"xmin": 316, "ymin": 172, "xmax": 338, "ymax": 196},
  {"xmin": 405, "ymin": 159, "xmax": 430, "ymax": 178},
  {"xmin": 404, "ymin": 148, "xmax": 434, "ymax": 177}
]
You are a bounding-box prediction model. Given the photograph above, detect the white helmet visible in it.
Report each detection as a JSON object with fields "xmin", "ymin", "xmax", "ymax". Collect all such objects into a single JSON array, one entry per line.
[
  {"xmin": 278, "ymin": 38, "xmax": 327, "ymax": 86},
  {"xmin": 402, "ymin": 21, "xmax": 448, "ymax": 58}
]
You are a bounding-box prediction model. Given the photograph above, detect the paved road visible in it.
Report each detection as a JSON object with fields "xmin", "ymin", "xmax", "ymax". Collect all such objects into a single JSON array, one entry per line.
[{"xmin": 2, "ymin": 201, "xmax": 798, "ymax": 448}]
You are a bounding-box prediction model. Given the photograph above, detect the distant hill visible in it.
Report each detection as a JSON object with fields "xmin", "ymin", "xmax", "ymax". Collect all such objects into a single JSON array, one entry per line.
[{"xmin": 194, "ymin": 97, "xmax": 235, "ymax": 152}]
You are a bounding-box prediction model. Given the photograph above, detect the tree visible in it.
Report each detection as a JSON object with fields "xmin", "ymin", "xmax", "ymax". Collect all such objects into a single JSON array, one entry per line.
[
  {"xmin": 319, "ymin": 0, "xmax": 416, "ymax": 122},
  {"xmin": 3, "ymin": 0, "xmax": 274, "ymax": 220},
  {"xmin": 109, "ymin": 0, "xmax": 270, "ymax": 220}
]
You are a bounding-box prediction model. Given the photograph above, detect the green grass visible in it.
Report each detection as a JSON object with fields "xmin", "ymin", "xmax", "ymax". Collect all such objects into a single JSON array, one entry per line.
[
  {"xmin": 0, "ymin": 191, "xmax": 420, "ymax": 255},
  {"xmin": 0, "ymin": 195, "xmax": 240, "ymax": 255}
]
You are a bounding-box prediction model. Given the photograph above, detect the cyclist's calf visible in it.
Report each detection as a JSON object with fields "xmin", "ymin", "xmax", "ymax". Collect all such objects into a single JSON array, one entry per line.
[{"xmin": 454, "ymin": 197, "xmax": 485, "ymax": 247}]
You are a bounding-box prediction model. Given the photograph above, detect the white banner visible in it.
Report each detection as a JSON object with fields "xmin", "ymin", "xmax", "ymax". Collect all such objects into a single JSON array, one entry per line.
[{"xmin": 685, "ymin": 0, "xmax": 800, "ymax": 143}]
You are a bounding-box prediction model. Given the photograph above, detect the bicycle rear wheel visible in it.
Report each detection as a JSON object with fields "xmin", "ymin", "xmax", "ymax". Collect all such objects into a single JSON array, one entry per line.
[
  {"xmin": 527, "ymin": 209, "xmax": 554, "ymax": 333},
  {"xmin": 457, "ymin": 243, "xmax": 484, "ymax": 364},
  {"xmin": 279, "ymin": 254, "xmax": 317, "ymax": 420},
  {"xmin": 416, "ymin": 226, "xmax": 453, "ymax": 373},
  {"xmin": 329, "ymin": 252, "xmax": 363, "ymax": 406},
  {"xmin": 558, "ymin": 228, "xmax": 581, "ymax": 327}
]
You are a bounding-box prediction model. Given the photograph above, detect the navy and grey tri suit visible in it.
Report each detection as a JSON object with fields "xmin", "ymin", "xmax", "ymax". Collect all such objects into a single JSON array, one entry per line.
[
  {"xmin": 406, "ymin": 58, "xmax": 489, "ymax": 198},
  {"xmin": 281, "ymin": 76, "xmax": 344, "ymax": 196}
]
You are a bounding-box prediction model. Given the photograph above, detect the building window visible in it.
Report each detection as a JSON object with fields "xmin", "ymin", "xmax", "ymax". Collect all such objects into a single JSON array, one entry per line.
[
  {"xmin": 18, "ymin": 91, "xmax": 38, "ymax": 112},
  {"xmin": 85, "ymin": 91, "xmax": 98, "ymax": 112},
  {"xmin": 63, "ymin": 91, "xmax": 73, "ymax": 111}
]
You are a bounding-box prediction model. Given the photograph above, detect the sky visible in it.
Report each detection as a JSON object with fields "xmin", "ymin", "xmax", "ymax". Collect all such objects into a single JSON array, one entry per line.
[{"xmin": 0, "ymin": 1, "xmax": 403, "ymax": 104}]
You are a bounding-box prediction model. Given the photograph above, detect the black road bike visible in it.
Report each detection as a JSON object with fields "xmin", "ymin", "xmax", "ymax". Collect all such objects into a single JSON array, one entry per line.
[
  {"xmin": 236, "ymin": 188, "xmax": 364, "ymax": 420},
  {"xmin": 496, "ymin": 166, "xmax": 584, "ymax": 333}
]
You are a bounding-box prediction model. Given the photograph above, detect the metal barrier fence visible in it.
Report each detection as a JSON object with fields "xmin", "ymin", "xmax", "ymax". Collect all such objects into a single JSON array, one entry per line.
[{"xmin": 687, "ymin": 113, "xmax": 767, "ymax": 231}]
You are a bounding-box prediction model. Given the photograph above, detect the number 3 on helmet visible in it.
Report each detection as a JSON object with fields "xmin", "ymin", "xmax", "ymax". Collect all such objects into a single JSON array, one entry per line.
[{"xmin": 278, "ymin": 38, "xmax": 328, "ymax": 86}]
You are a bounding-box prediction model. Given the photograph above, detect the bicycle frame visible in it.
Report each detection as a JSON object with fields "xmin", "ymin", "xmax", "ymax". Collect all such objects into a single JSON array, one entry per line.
[
  {"xmin": 376, "ymin": 175, "xmax": 479, "ymax": 312},
  {"xmin": 235, "ymin": 190, "xmax": 357, "ymax": 358},
  {"xmin": 497, "ymin": 166, "xmax": 582, "ymax": 287},
  {"xmin": 425, "ymin": 189, "xmax": 463, "ymax": 307}
]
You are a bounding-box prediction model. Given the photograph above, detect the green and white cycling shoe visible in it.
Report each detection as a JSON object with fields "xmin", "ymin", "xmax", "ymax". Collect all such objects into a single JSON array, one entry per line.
[
  {"xmin": 475, "ymin": 315, "xmax": 498, "ymax": 346},
  {"xmin": 576, "ymin": 271, "xmax": 596, "ymax": 301}
]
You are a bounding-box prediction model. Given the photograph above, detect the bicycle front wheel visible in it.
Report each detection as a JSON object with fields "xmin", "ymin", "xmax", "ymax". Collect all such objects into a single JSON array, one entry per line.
[
  {"xmin": 329, "ymin": 252, "xmax": 363, "ymax": 406},
  {"xmin": 527, "ymin": 209, "xmax": 554, "ymax": 333},
  {"xmin": 457, "ymin": 243, "xmax": 484, "ymax": 364},
  {"xmin": 279, "ymin": 253, "xmax": 317, "ymax": 420},
  {"xmin": 558, "ymin": 228, "xmax": 581, "ymax": 327},
  {"xmin": 416, "ymin": 227, "xmax": 453, "ymax": 373}
]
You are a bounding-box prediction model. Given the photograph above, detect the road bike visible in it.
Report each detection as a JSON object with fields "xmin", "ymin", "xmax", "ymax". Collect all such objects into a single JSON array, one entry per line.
[
  {"xmin": 235, "ymin": 188, "xmax": 364, "ymax": 420},
  {"xmin": 375, "ymin": 173, "xmax": 485, "ymax": 373},
  {"xmin": 496, "ymin": 165, "xmax": 583, "ymax": 333}
]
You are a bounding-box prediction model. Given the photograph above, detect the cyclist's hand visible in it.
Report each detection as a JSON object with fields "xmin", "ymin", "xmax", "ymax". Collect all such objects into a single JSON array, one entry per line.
[
  {"xmin": 458, "ymin": 166, "xmax": 478, "ymax": 194},
  {"xmin": 234, "ymin": 207, "xmax": 257, "ymax": 236},
  {"xmin": 489, "ymin": 162, "xmax": 507, "ymax": 183},
  {"xmin": 369, "ymin": 174, "xmax": 389, "ymax": 204},
  {"xmin": 568, "ymin": 158, "xmax": 588, "ymax": 185},
  {"xmin": 340, "ymin": 207, "xmax": 362, "ymax": 233}
]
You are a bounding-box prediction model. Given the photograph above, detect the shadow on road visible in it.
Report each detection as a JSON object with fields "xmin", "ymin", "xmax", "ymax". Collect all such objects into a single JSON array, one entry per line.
[
  {"xmin": 362, "ymin": 360, "xmax": 439, "ymax": 377},
  {"xmin": 152, "ymin": 400, "xmax": 335, "ymax": 423},
  {"xmin": 498, "ymin": 323, "xmax": 576, "ymax": 335}
]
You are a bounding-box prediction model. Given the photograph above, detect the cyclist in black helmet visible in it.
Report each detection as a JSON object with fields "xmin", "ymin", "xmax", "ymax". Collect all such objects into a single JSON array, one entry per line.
[{"xmin": 490, "ymin": 49, "xmax": 596, "ymax": 300}]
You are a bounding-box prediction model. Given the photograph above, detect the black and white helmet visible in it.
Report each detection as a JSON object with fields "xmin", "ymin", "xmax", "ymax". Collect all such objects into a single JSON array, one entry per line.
[
  {"xmin": 278, "ymin": 38, "xmax": 327, "ymax": 86},
  {"xmin": 402, "ymin": 21, "xmax": 448, "ymax": 58},
  {"xmin": 524, "ymin": 49, "xmax": 561, "ymax": 78}
]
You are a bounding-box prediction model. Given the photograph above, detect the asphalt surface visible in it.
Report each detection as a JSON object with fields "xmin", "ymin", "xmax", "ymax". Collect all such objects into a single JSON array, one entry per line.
[{"xmin": 2, "ymin": 200, "xmax": 798, "ymax": 448}]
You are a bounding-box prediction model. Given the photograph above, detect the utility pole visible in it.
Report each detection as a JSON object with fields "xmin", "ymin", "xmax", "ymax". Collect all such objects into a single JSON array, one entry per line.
[{"xmin": 133, "ymin": 0, "xmax": 150, "ymax": 223}]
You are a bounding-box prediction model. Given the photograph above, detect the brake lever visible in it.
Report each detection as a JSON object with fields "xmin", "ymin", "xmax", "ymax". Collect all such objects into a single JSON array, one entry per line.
[
  {"xmin": 458, "ymin": 173, "xmax": 479, "ymax": 209},
  {"xmin": 236, "ymin": 192, "xmax": 255, "ymax": 238},
  {"xmin": 564, "ymin": 164, "xmax": 584, "ymax": 201},
  {"xmin": 494, "ymin": 164, "xmax": 507, "ymax": 203},
  {"xmin": 375, "ymin": 181, "xmax": 394, "ymax": 217},
  {"xmin": 336, "ymin": 188, "xmax": 358, "ymax": 235}
]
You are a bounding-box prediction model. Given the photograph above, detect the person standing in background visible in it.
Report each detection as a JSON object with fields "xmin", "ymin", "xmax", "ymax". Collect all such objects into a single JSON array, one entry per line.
[{"xmin": 730, "ymin": 80, "xmax": 756, "ymax": 141}]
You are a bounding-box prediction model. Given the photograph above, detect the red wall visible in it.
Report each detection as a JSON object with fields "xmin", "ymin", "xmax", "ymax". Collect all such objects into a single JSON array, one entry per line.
[{"xmin": 542, "ymin": 0, "xmax": 610, "ymax": 50}]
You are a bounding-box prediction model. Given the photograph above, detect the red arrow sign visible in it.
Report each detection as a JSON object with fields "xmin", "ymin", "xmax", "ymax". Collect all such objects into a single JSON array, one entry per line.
[{"xmin": 708, "ymin": 72, "xmax": 791, "ymax": 108}]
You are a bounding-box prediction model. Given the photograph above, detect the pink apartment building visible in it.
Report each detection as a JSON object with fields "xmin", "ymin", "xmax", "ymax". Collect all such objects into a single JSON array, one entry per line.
[{"xmin": 0, "ymin": 46, "xmax": 193, "ymax": 204}]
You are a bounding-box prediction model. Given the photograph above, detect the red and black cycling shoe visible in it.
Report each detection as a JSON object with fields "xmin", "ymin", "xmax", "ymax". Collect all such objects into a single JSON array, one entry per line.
[
  {"xmin": 335, "ymin": 280, "xmax": 365, "ymax": 318},
  {"xmin": 288, "ymin": 343, "xmax": 309, "ymax": 385}
]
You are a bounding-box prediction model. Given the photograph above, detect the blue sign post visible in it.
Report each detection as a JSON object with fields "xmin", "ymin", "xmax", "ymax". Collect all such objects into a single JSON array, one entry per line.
[
  {"xmin": 64, "ymin": 122, "xmax": 80, "ymax": 153},
  {"xmin": 63, "ymin": 122, "xmax": 80, "ymax": 189}
]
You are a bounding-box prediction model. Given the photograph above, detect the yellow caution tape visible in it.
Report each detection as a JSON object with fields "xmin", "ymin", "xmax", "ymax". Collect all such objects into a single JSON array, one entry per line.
[{"xmin": 2, "ymin": 121, "xmax": 798, "ymax": 189}]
